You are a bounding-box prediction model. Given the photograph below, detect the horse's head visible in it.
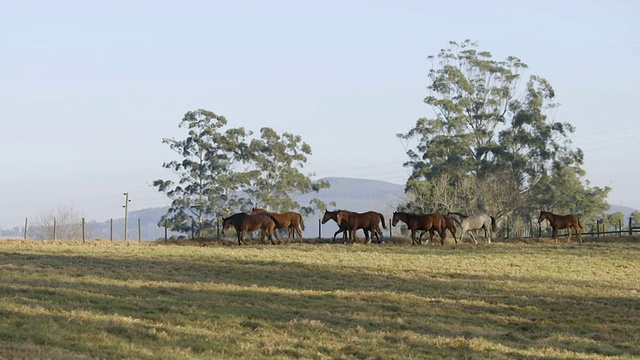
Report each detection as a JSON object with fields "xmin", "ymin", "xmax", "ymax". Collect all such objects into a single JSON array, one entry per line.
[
  {"xmin": 321, "ymin": 210, "xmax": 334, "ymax": 224},
  {"xmin": 537, "ymin": 211, "xmax": 548, "ymax": 224},
  {"xmin": 221, "ymin": 217, "xmax": 230, "ymax": 233},
  {"xmin": 392, "ymin": 212, "xmax": 400, "ymax": 226}
]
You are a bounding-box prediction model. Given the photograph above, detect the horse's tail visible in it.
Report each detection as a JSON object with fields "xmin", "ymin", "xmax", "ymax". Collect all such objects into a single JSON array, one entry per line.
[
  {"xmin": 577, "ymin": 216, "xmax": 583, "ymax": 229},
  {"xmin": 268, "ymin": 215, "xmax": 281, "ymax": 228},
  {"xmin": 378, "ymin": 212, "xmax": 387, "ymax": 229},
  {"xmin": 490, "ymin": 216, "xmax": 497, "ymax": 232},
  {"xmin": 448, "ymin": 213, "xmax": 462, "ymax": 226},
  {"xmin": 299, "ymin": 215, "xmax": 305, "ymax": 231}
]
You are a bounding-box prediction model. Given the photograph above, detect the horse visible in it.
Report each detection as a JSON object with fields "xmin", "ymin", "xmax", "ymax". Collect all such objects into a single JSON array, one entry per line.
[
  {"xmin": 322, "ymin": 210, "xmax": 353, "ymax": 243},
  {"xmin": 251, "ymin": 207, "xmax": 305, "ymax": 242},
  {"xmin": 335, "ymin": 210, "xmax": 386, "ymax": 244},
  {"xmin": 448, "ymin": 212, "xmax": 496, "ymax": 244},
  {"xmin": 221, "ymin": 212, "xmax": 281, "ymax": 245},
  {"xmin": 538, "ymin": 211, "xmax": 583, "ymax": 243},
  {"xmin": 419, "ymin": 213, "xmax": 457, "ymax": 244},
  {"xmin": 392, "ymin": 212, "xmax": 446, "ymax": 245}
]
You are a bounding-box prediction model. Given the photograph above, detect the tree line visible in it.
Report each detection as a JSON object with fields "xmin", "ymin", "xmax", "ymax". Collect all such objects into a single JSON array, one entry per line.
[{"xmin": 155, "ymin": 40, "xmax": 612, "ymax": 238}]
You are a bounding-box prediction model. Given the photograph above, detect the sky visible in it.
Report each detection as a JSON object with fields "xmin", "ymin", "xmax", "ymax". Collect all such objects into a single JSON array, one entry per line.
[{"xmin": 1, "ymin": 0, "xmax": 639, "ymax": 229}]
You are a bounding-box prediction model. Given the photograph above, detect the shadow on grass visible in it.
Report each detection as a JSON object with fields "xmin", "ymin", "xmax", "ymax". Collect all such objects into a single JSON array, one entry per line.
[{"xmin": 0, "ymin": 246, "xmax": 638, "ymax": 359}]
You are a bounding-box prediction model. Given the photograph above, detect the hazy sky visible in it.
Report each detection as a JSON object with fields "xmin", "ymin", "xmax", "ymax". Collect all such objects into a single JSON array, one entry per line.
[{"xmin": 1, "ymin": 1, "xmax": 639, "ymax": 228}]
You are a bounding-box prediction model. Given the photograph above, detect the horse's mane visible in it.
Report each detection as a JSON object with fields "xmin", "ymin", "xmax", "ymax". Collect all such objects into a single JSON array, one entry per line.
[{"xmin": 448, "ymin": 211, "xmax": 468, "ymax": 218}]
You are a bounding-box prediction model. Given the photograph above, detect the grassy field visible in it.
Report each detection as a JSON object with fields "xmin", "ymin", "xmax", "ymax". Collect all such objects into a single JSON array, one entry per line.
[{"xmin": 0, "ymin": 237, "xmax": 638, "ymax": 359}]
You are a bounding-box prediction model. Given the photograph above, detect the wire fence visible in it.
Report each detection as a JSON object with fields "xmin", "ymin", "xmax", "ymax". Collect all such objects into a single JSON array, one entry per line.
[{"xmin": 6, "ymin": 216, "xmax": 640, "ymax": 243}]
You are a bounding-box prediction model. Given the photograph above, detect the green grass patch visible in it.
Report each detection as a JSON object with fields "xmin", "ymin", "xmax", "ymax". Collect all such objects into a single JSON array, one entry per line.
[{"xmin": 0, "ymin": 239, "xmax": 638, "ymax": 359}]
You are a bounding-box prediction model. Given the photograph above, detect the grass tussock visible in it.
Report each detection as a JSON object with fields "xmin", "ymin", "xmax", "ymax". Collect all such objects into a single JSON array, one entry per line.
[{"xmin": 0, "ymin": 238, "xmax": 638, "ymax": 359}]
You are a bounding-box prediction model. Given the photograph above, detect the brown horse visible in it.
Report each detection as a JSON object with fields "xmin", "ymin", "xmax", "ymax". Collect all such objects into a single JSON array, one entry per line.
[
  {"xmin": 251, "ymin": 208, "xmax": 305, "ymax": 242},
  {"xmin": 538, "ymin": 211, "xmax": 583, "ymax": 243},
  {"xmin": 335, "ymin": 210, "xmax": 386, "ymax": 244},
  {"xmin": 420, "ymin": 213, "xmax": 457, "ymax": 244},
  {"xmin": 322, "ymin": 210, "xmax": 352, "ymax": 243},
  {"xmin": 222, "ymin": 212, "xmax": 280, "ymax": 245},
  {"xmin": 392, "ymin": 212, "xmax": 446, "ymax": 245}
]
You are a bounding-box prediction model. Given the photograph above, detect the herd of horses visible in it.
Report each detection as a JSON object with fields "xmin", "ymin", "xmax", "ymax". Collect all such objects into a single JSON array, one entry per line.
[{"xmin": 221, "ymin": 208, "xmax": 584, "ymax": 245}]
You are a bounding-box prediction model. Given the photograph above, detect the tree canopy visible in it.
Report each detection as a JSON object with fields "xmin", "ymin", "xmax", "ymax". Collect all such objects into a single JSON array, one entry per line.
[
  {"xmin": 398, "ymin": 40, "xmax": 609, "ymax": 232},
  {"xmin": 154, "ymin": 109, "xmax": 328, "ymax": 237}
]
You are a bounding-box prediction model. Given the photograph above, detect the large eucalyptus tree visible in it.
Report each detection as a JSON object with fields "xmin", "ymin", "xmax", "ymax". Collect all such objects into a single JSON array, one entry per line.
[
  {"xmin": 153, "ymin": 110, "xmax": 251, "ymax": 236},
  {"xmin": 154, "ymin": 109, "xmax": 329, "ymax": 237},
  {"xmin": 399, "ymin": 40, "xmax": 609, "ymax": 230}
]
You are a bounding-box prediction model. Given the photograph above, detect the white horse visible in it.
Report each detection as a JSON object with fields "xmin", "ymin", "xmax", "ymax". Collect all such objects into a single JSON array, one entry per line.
[{"xmin": 448, "ymin": 212, "xmax": 497, "ymax": 244}]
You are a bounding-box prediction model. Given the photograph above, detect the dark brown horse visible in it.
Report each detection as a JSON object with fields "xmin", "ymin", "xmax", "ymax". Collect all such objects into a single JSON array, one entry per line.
[
  {"xmin": 335, "ymin": 210, "xmax": 386, "ymax": 244},
  {"xmin": 392, "ymin": 212, "xmax": 446, "ymax": 245},
  {"xmin": 251, "ymin": 208, "xmax": 305, "ymax": 242},
  {"xmin": 322, "ymin": 210, "xmax": 351, "ymax": 243},
  {"xmin": 222, "ymin": 212, "xmax": 280, "ymax": 245},
  {"xmin": 538, "ymin": 211, "xmax": 583, "ymax": 243}
]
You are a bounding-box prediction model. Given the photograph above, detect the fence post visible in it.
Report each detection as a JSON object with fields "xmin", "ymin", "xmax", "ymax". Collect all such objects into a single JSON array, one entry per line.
[
  {"xmin": 82, "ymin": 217, "xmax": 85, "ymax": 243},
  {"xmin": 629, "ymin": 217, "xmax": 633, "ymax": 236},
  {"xmin": 165, "ymin": 221, "xmax": 168, "ymax": 242},
  {"xmin": 110, "ymin": 219, "xmax": 113, "ymax": 241},
  {"xmin": 24, "ymin": 218, "xmax": 28, "ymax": 240},
  {"xmin": 53, "ymin": 216, "xmax": 57, "ymax": 241},
  {"xmin": 138, "ymin": 218, "xmax": 142, "ymax": 242},
  {"xmin": 618, "ymin": 219, "xmax": 622, "ymax": 237},
  {"xmin": 318, "ymin": 219, "xmax": 321, "ymax": 239},
  {"xmin": 389, "ymin": 219, "xmax": 392, "ymax": 237}
]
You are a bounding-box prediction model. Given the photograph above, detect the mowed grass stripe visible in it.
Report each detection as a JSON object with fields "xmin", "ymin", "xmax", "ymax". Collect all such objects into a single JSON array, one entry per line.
[{"xmin": 0, "ymin": 240, "xmax": 638, "ymax": 359}]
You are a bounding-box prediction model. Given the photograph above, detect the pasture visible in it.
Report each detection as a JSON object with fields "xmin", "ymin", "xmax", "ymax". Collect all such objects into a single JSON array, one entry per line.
[{"xmin": 0, "ymin": 238, "xmax": 638, "ymax": 359}]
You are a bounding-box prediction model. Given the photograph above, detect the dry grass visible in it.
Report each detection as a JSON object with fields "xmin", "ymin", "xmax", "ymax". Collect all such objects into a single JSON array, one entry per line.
[{"xmin": 0, "ymin": 238, "xmax": 638, "ymax": 359}]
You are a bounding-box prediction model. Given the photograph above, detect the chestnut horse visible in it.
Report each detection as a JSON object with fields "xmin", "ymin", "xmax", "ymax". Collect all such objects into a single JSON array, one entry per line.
[
  {"xmin": 392, "ymin": 212, "xmax": 446, "ymax": 245},
  {"xmin": 335, "ymin": 210, "xmax": 386, "ymax": 244},
  {"xmin": 222, "ymin": 212, "xmax": 280, "ymax": 245},
  {"xmin": 538, "ymin": 211, "xmax": 583, "ymax": 243},
  {"xmin": 251, "ymin": 208, "xmax": 305, "ymax": 242},
  {"xmin": 419, "ymin": 214, "xmax": 458, "ymax": 244}
]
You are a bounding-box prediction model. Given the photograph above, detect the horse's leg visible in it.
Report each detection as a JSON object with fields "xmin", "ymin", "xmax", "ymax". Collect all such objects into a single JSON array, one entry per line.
[
  {"xmin": 439, "ymin": 228, "xmax": 446, "ymax": 246},
  {"xmin": 411, "ymin": 229, "xmax": 418, "ymax": 245},
  {"xmin": 576, "ymin": 224, "xmax": 583, "ymax": 243},
  {"xmin": 485, "ymin": 224, "xmax": 491, "ymax": 244},
  {"xmin": 552, "ymin": 228, "xmax": 559, "ymax": 244},
  {"xmin": 468, "ymin": 231, "xmax": 477, "ymax": 244},
  {"xmin": 332, "ymin": 229, "xmax": 344, "ymax": 244},
  {"xmin": 295, "ymin": 225, "xmax": 304, "ymax": 243},
  {"xmin": 567, "ymin": 226, "xmax": 573, "ymax": 243},
  {"xmin": 364, "ymin": 228, "xmax": 372, "ymax": 244},
  {"xmin": 450, "ymin": 224, "xmax": 457, "ymax": 244}
]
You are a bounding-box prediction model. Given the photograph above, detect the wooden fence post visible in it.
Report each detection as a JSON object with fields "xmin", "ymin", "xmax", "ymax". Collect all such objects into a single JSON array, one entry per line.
[
  {"xmin": 138, "ymin": 218, "xmax": 142, "ymax": 242},
  {"xmin": 24, "ymin": 218, "xmax": 28, "ymax": 240},
  {"xmin": 318, "ymin": 219, "xmax": 321, "ymax": 239},
  {"xmin": 53, "ymin": 216, "xmax": 57, "ymax": 241},
  {"xmin": 82, "ymin": 217, "xmax": 85, "ymax": 243},
  {"xmin": 164, "ymin": 221, "xmax": 168, "ymax": 242}
]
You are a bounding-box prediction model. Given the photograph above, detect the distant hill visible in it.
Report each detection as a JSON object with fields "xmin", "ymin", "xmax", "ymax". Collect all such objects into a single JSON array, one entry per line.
[{"xmin": 608, "ymin": 205, "xmax": 638, "ymax": 219}]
